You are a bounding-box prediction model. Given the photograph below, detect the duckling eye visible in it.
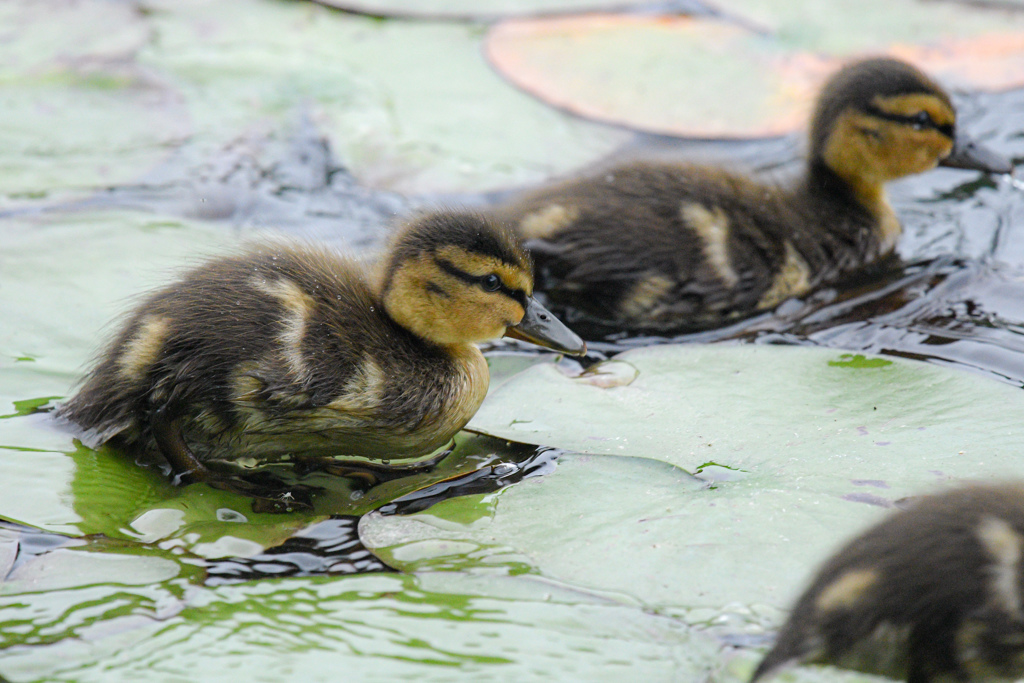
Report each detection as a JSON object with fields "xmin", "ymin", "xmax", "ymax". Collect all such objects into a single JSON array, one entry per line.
[
  {"xmin": 481, "ymin": 274, "xmax": 502, "ymax": 292},
  {"xmin": 911, "ymin": 111, "xmax": 932, "ymax": 130}
]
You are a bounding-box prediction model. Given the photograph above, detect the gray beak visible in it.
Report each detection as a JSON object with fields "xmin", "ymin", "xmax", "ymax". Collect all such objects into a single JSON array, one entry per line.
[
  {"xmin": 504, "ymin": 297, "xmax": 587, "ymax": 356},
  {"xmin": 940, "ymin": 133, "xmax": 1014, "ymax": 174}
]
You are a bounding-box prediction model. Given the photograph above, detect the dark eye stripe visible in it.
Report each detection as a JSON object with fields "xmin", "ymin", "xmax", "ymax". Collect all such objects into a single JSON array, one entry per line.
[
  {"xmin": 862, "ymin": 104, "xmax": 954, "ymax": 139},
  {"xmin": 434, "ymin": 257, "xmax": 527, "ymax": 306},
  {"xmin": 426, "ymin": 282, "xmax": 451, "ymax": 298}
]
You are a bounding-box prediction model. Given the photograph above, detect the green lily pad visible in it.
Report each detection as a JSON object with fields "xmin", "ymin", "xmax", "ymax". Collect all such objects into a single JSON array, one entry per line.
[
  {"xmin": 6, "ymin": 548, "xmax": 182, "ymax": 593},
  {"xmin": 0, "ymin": 81, "xmax": 189, "ymax": 205},
  {"xmin": 469, "ymin": 345, "xmax": 1024, "ymax": 484},
  {"xmin": 0, "ymin": 2, "xmax": 188, "ymax": 203},
  {"xmin": 361, "ymin": 345, "xmax": 1024, "ymax": 677},
  {"xmin": 0, "ymin": 1, "xmax": 149, "ymax": 73},
  {"xmin": 131, "ymin": 0, "xmax": 627, "ymax": 193},
  {"xmin": 1, "ymin": 0, "xmax": 627, "ymax": 201},
  {"xmin": 484, "ymin": 2, "xmax": 1024, "ymax": 137},
  {"xmin": 0, "ymin": 209, "xmax": 234, "ymax": 390},
  {"xmin": 358, "ymin": 456, "xmax": 907, "ymax": 681}
]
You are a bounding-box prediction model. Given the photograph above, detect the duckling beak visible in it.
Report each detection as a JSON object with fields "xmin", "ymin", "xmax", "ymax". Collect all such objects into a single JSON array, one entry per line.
[
  {"xmin": 504, "ymin": 297, "xmax": 587, "ymax": 356},
  {"xmin": 940, "ymin": 133, "xmax": 1014, "ymax": 174}
]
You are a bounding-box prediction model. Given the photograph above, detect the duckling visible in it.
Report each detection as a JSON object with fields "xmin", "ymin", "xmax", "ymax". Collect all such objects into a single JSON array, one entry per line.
[
  {"xmin": 56, "ymin": 211, "xmax": 586, "ymax": 487},
  {"xmin": 751, "ymin": 483, "xmax": 1024, "ymax": 683},
  {"xmin": 491, "ymin": 57, "xmax": 1014, "ymax": 331}
]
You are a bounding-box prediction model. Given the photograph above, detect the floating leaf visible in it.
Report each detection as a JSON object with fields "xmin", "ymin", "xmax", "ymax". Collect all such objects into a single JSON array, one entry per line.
[
  {"xmin": 6, "ymin": 548, "xmax": 182, "ymax": 593},
  {"xmin": 363, "ymin": 345, "xmax": 1024, "ymax": 678},
  {"xmin": 359, "ymin": 453, "xmax": 918, "ymax": 680},
  {"xmin": 131, "ymin": 0, "xmax": 627, "ymax": 193},
  {"xmin": 469, "ymin": 345, "xmax": 1024, "ymax": 482},
  {"xmin": 484, "ymin": 2, "xmax": 1024, "ymax": 137}
]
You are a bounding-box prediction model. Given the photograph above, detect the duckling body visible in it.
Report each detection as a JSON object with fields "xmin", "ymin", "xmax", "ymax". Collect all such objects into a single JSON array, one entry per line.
[
  {"xmin": 752, "ymin": 484, "xmax": 1024, "ymax": 683},
  {"xmin": 57, "ymin": 212, "xmax": 585, "ymax": 477},
  {"xmin": 492, "ymin": 57, "xmax": 1012, "ymax": 331}
]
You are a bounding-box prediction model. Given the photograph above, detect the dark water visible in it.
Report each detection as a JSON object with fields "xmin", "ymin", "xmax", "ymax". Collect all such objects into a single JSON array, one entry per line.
[{"xmin": 200, "ymin": 444, "xmax": 557, "ymax": 583}]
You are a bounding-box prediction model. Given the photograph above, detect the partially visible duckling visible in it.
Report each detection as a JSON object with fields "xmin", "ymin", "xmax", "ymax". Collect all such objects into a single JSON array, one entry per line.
[
  {"xmin": 751, "ymin": 483, "xmax": 1024, "ymax": 683},
  {"xmin": 57, "ymin": 211, "xmax": 585, "ymax": 486},
  {"xmin": 491, "ymin": 57, "xmax": 1014, "ymax": 331}
]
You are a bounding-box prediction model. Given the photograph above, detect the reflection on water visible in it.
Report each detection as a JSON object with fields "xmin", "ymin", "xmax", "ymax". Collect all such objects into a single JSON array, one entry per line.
[
  {"xmin": 202, "ymin": 445, "xmax": 558, "ymax": 582},
  {"xmin": 560, "ymin": 255, "xmax": 1024, "ymax": 386},
  {"xmin": 203, "ymin": 516, "xmax": 393, "ymax": 584},
  {"xmin": 2, "ymin": 571, "xmax": 718, "ymax": 682}
]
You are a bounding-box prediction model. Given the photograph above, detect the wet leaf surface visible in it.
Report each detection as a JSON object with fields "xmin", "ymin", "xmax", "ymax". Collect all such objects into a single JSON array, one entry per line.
[{"xmin": 469, "ymin": 345, "xmax": 1024, "ymax": 478}]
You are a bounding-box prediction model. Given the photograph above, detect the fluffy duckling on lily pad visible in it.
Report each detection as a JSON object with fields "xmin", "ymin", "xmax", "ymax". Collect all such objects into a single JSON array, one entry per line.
[
  {"xmin": 491, "ymin": 57, "xmax": 1014, "ymax": 332},
  {"xmin": 752, "ymin": 483, "xmax": 1024, "ymax": 683},
  {"xmin": 57, "ymin": 211, "xmax": 585, "ymax": 489}
]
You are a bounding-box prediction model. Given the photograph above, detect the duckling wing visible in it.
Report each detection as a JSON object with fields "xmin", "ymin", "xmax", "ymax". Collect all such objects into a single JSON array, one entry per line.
[{"xmin": 503, "ymin": 165, "xmax": 790, "ymax": 329}]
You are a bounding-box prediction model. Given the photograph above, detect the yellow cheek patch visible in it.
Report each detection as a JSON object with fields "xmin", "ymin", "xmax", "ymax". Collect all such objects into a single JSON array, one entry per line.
[
  {"xmin": 871, "ymin": 93, "xmax": 954, "ymax": 129},
  {"xmin": 116, "ymin": 315, "xmax": 172, "ymax": 383},
  {"xmin": 435, "ymin": 245, "xmax": 533, "ymax": 295},
  {"xmin": 824, "ymin": 110, "xmax": 882, "ymax": 176},
  {"xmin": 815, "ymin": 568, "xmax": 879, "ymax": 612}
]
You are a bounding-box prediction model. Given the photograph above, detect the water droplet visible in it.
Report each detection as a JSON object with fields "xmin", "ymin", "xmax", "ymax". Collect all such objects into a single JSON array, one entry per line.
[{"xmin": 216, "ymin": 508, "xmax": 248, "ymax": 523}]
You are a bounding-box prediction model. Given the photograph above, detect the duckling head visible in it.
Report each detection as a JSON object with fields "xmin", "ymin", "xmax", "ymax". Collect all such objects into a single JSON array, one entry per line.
[
  {"xmin": 380, "ymin": 211, "xmax": 586, "ymax": 355},
  {"xmin": 810, "ymin": 57, "xmax": 1012, "ymax": 196}
]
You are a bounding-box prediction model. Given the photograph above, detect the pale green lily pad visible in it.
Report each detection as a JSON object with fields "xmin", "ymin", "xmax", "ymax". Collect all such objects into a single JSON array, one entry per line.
[
  {"xmin": 356, "ymin": 345, "xmax": 1024, "ymax": 676},
  {"xmin": 0, "ymin": 209, "xmax": 233, "ymax": 390},
  {"xmin": 0, "ymin": 81, "xmax": 189, "ymax": 204},
  {"xmin": 6, "ymin": 549, "xmax": 182, "ymax": 593},
  {"xmin": 359, "ymin": 454, "xmax": 926, "ymax": 679},
  {"xmin": 133, "ymin": 0, "xmax": 627, "ymax": 193},
  {"xmin": 0, "ymin": 1, "xmax": 149, "ymax": 73},
  {"xmin": 469, "ymin": 345, "xmax": 1024, "ymax": 484},
  {"xmin": 0, "ymin": 1, "xmax": 187, "ymax": 202},
  {"xmin": 2, "ymin": 0, "xmax": 627, "ymax": 201},
  {"xmin": 0, "ymin": 2, "xmax": 188, "ymax": 203}
]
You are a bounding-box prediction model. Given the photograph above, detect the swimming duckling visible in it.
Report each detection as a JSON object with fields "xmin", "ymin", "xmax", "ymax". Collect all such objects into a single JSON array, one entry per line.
[
  {"xmin": 491, "ymin": 57, "xmax": 1014, "ymax": 331},
  {"xmin": 56, "ymin": 211, "xmax": 586, "ymax": 486},
  {"xmin": 751, "ymin": 483, "xmax": 1024, "ymax": 683}
]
